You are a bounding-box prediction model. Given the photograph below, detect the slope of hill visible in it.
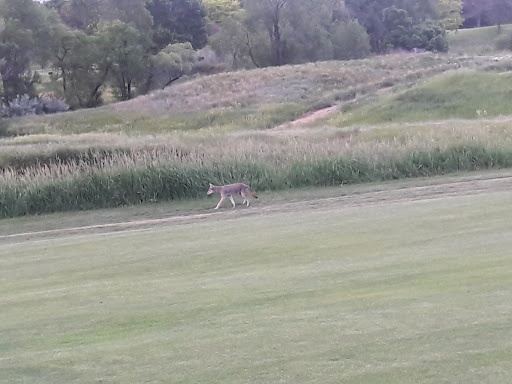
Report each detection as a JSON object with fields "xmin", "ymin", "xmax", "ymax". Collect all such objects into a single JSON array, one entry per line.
[
  {"xmin": 447, "ymin": 24, "xmax": 512, "ymax": 55},
  {"xmin": 335, "ymin": 69, "xmax": 512, "ymax": 126},
  {"xmin": 3, "ymin": 52, "xmax": 503, "ymax": 136}
]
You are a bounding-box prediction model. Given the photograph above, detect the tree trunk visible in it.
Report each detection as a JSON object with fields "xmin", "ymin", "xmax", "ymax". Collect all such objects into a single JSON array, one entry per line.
[
  {"xmin": 162, "ymin": 75, "xmax": 181, "ymax": 89},
  {"xmin": 244, "ymin": 29, "xmax": 261, "ymax": 68},
  {"xmin": 87, "ymin": 65, "xmax": 110, "ymax": 107},
  {"xmin": 272, "ymin": 22, "xmax": 283, "ymax": 65},
  {"xmin": 269, "ymin": 0, "xmax": 286, "ymax": 66}
]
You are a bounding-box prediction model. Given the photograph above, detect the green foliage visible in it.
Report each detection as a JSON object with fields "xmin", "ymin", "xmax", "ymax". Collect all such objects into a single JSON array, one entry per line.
[
  {"xmin": 208, "ymin": 12, "xmax": 251, "ymax": 68},
  {"xmin": 61, "ymin": 0, "xmax": 102, "ymax": 33},
  {"xmin": 147, "ymin": 42, "xmax": 196, "ymax": 90},
  {"xmin": 203, "ymin": 0, "xmax": 242, "ymax": 25},
  {"xmin": 99, "ymin": 0, "xmax": 153, "ymax": 36},
  {"xmin": 98, "ymin": 21, "xmax": 148, "ymax": 100},
  {"xmin": 331, "ymin": 21, "xmax": 372, "ymax": 60},
  {"xmin": 53, "ymin": 30, "xmax": 108, "ymax": 108},
  {"xmin": 240, "ymin": 0, "xmax": 371, "ymax": 66},
  {"xmin": 382, "ymin": 6, "xmax": 448, "ymax": 52},
  {"xmin": 438, "ymin": 0, "xmax": 464, "ymax": 31},
  {"xmin": 0, "ymin": 0, "xmax": 49, "ymax": 102},
  {"xmin": 462, "ymin": 0, "xmax": 512, "ymax": 29},
  {"xmin": 345, "ymin": 0, "xmax": 452, "ymax": 53},
  {"xmin": 147, "ymin": 0, "xmax": 207, "ymax": 50}
]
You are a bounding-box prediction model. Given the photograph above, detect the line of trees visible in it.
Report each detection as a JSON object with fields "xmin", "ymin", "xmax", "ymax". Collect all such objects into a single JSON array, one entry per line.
[
  {"xmin": 1, "ymin": 0, "xmax": 503, "ymax": 111},
  {"xmin": 461, "ymin": 0, "xmax": 512, "ymax": 30}
]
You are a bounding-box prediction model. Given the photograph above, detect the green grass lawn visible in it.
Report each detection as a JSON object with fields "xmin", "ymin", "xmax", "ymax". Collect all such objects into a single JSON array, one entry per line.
[{"xmin": 1, "ymin": 184, "xmax": 512, "ymax": 383}]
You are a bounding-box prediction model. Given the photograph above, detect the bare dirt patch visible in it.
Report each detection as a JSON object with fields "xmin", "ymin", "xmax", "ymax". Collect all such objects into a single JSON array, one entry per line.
[
  {"xmin": 288, "ymin": 105, "xmax": 340, "ymax": 126},
  {"xmin": 268, "ymin": 105, "xmax": 340, "ymax": 137},
  {"xmin": 2, "ymin": 174, "xmax": 512, "ymax": 243}
]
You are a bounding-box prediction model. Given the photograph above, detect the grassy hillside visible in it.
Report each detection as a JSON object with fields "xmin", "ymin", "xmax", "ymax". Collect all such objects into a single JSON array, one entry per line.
[
  {"xmin": 335, "ymin": 70, "xmax": 512, "ymax": 125},
  {"xmin": 447, "ymin": 24, "xmax": 512, "ymax": 55},
  {"xmin": 0, "ymin": 53, "xmax": 495, "ymax": 137}
]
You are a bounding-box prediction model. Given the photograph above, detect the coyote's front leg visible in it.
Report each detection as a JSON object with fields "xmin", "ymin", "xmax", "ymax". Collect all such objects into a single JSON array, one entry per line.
[{"xmin": 215, "ymin": 195, "xmax": 226, "ymax": 209}]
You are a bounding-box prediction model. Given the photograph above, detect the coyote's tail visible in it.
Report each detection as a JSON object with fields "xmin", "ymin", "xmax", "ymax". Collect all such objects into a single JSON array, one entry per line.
[{"xmin": 251, "ymin": 191, "xmax": 258, "ymax": 199}]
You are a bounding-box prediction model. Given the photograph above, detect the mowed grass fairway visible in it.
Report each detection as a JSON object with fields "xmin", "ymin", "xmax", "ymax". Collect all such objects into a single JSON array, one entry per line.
[{"xmin": 2, "ymin": 181, "xmax": 512, "ymax": 383}]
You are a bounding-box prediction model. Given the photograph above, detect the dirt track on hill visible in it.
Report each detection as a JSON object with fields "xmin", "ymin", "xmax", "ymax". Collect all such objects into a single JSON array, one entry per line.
[{"xmin": 2, "ymin": 174, "xmax": 512, "ymax": 243}]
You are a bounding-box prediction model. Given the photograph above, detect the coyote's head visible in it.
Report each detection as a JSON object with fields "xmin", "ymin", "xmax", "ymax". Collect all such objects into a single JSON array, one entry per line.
[{"xmin": 207, "ymin": 183, "xmax": 215, "ymax": 195}]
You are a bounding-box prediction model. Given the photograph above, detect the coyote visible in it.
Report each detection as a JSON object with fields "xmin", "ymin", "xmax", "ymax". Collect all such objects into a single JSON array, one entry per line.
[{"xmin": 207, "ymin": 183, "xmax": 258, "ymax": 209}]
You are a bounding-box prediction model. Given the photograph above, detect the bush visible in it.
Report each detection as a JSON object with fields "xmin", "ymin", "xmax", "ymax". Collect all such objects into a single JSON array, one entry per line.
[
  {"xmin": 1, "ymin": 95, "xmax": 39, "ymax": 118},
  {"xmin": 38, "ymin": 96, "xmax": 70, "ymax": 114},
  {"xmin": 1, "ymin": 94, "xmax": 69, "ymax": 118}
]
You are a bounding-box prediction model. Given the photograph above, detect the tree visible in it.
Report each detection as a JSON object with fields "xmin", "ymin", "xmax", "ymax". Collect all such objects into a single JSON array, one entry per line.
[
  {"xmin": 345, "ymin": 0, "xmax": 451, "ymax": 52},
  {"xmin": 381, "ymin": 6, "xmax": 448, "ymax": 51},
  {"xmin": 331, "ymin": 20, "xmax": 371, "ymax": 60},
  {"xmin": 345, "ymin": 0, "xmax": 391, "ymax": 52},
  {"xmin": 146, "ymin": 0, "xmax": 207, "ymax": 51},
  {"xmin": 0, "ymin": 0, "xmax": 64, "ymax": 103},
  {"xmin": 59, "ymin": 0, "xmax": 101, "ymax": 33},
  {"xmin": 344, "ymin": 0, "xmax": 450, "ymax": 53},
  {"xmin": 203, "ymin": 0, "xmax": 242, "ymax": 25},
  {"xmin": 145, "ymin": 42, "xmax": 196, "ymax": 90},
  {"xmin": 100, "ymin": 0, "xmax": 153, "ymax": 36},
  {"xmin": 208, "ymin": 10, "xmax": 252, "ymax": 69},
  {"xmin": 52, "ymin": 30, "xmax": 110, "ymax": 108},
  {"xmin": 487, "ymin": 0, "xmax": 512, "ymax": 32},
  {"xmin": 239, "ymin": 0, "xmax": 369, "ymax": 66},
  {"xmin": 461, "ymin": 0, "xmax": 512, "ymax": 30},
  {"xmin": 438, "ymin": 0, "xmax": 464, "ymax": 31},
  {"xmin": 242, "ymin": 0, "xmax": 288, "ymax": 66},
  {"xmin": 382, "ymin": 6, "xmax": 417, "ymax": 49},
  {"xmin": 98, "ymin": 21, "xmax": 147, "ymax": 100}
]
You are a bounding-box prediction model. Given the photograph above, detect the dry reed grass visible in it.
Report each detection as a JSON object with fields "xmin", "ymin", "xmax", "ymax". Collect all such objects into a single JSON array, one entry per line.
[{"xmin": 2, "ymin": 120, "xmax": 511, "ymax": 186}]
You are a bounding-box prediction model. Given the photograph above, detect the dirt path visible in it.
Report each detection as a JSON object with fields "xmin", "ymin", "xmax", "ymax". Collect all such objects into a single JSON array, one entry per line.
[
  {"xmin": 287, "ymin": 105, "xmax": 340, "ymax": 126},
  {"xmin": 268, "ymin": 105, "xmax": 341, "ymax": 136},
  {"xmin": 2, "ymin": 174, "xmax": 512, "ymax": 243}
]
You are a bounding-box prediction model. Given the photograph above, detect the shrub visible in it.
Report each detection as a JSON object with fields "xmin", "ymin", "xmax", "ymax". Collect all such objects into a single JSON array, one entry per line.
[
  {"xmin": 1, "ymin": 95, "xmax": 39, "ymax": 118},
  {"xmin": 1, "ymin": 94, "xmax": 69, "ymax": 118}
]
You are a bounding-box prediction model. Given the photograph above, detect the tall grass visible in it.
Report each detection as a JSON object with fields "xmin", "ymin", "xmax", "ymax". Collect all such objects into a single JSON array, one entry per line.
[{"xmin": 2, "ymin": 124, "xmax": 512, "ymax": 218}]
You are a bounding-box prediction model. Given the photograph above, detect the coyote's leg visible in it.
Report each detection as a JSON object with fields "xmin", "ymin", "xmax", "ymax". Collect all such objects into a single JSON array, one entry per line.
[
  {"xmin": 241, "ymin": 191, "xmax": 249, "ymax": 206},
  {"xmin": 215, "ymin": 195, "xmax": 225, "ymax": 209},
  {"xmin": 229, "ymin": 195, "xmax": 236, "ymax": 208}
]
